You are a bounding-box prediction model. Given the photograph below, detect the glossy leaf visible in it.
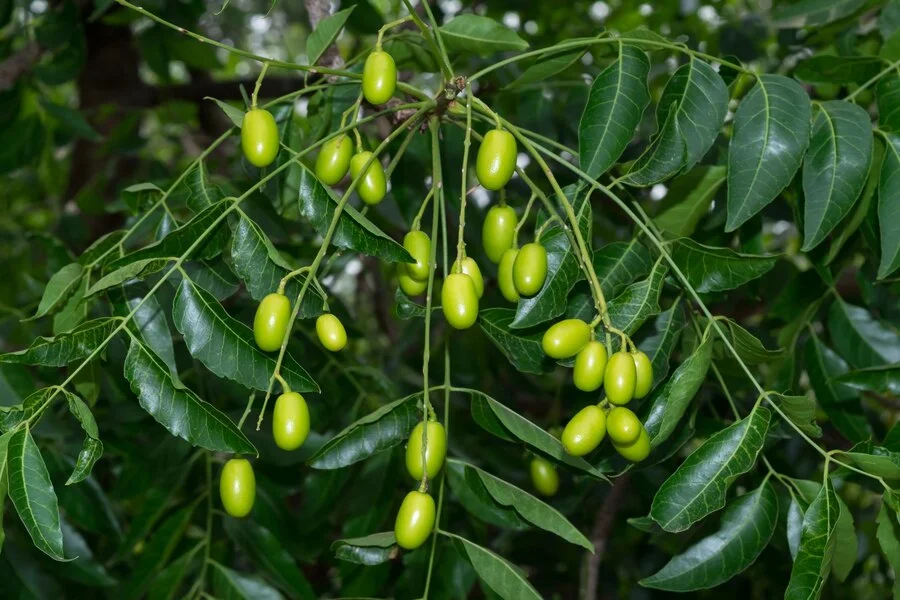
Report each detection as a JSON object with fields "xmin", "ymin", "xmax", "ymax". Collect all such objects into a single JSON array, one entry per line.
[
  {"xmin": 331, "ymin": 532, "xmax": 397, "ymax": 566},
  {"xmin": 506, "ymin": 43, "xmax": 588, "ymax": 89},
  {"xmin": 655, "ymin": 166, "xmax": 726, "ymax": 238},
  {"xmin": 772, "ymin": 0, "xmax": 866, "ymax": 28},
  {"xmin": 671, "ymin": 239, "xmax": 777, "ymax": 293},
  {"xmin": 592, "ymin": 238, "xmax": 652, "ymax": 299},
  {"xmin": 63, "ymin": 389, "xmax": 103, "ymax": 485},
  {"xmin": 772, "ymin": 392, "xmax": 822, "ymax": 438},
  {"xmin": 87, "ymin": 258, "xmax": 169, "ymax": 297},
  {"xmin": 794, "ymin": 55, "xmax": 885, "ymax": 85},
  {"xmin": 712, "ymin": 317, "xmax": 784, "ymax": 364},
  {"xmin": 842, "ymin": 445, "xmax": 900, "ymax": 480},
  {"xmin": 879, "ymin": 133, "xmax": 900, "ymax": 278},
  {"xmin": 639, "ymin": 299, "xmax": 685, "ymax": 388},
  {"xmin": 306, "ymin": 6, "xmax": 355, "ymax": 67},
  {"xmin": 479, "ymin": 308, "xmax": 550, "ymax": 375},
  {"xmin": 211, "ymin": 560, "xmax": 285, "ymax": 600},
  {"xmin": 438, "ymin": 15, "xmax": 529, "ymax": 56},
  {"xmin": 607, "ymin": 259, "xmax": 667, "ymax": 335},
  {"xmin": 185, "ymin": 162, "xmax": 226, "ymax": 212},
  {"xmin": 804, "ymin": 334, "xmax": 870, "ymax": 443},
  {"xmin": 828, "ymin": 300, "xmax": 900, "ymax": 367},
  {"xmin": 447, "ymin": 460, "xmax": 528, "ymax": 528},
  {"xmin": 28, "ymin": 263, "xmax": 83, "ymax": 320},
  {"xmin": 121, "ymin": 293, "xmax": 180, "ymax": 384},
  {"xmin": 446, "ymin": 532, "xmax": 542, "ymax": 600},
  {"xmin": 876, "ymin": 501, "xmax": 900, "ymax": 598},
  {"xmin": 0, "ymin": 318, "xmax": 118, "ymax": 366},
  {"xmin": 785, "ymin": 477, "xmax": 840, "ymax": 600},
  {"xmin": 877, "ymin": 73, "xmax": 900, "ymax": 132},
  {"xmin": 835, "ymin": 365, "xmax": 900, "ymax": 395},
  {"xmin": 831, "ymin": 495, "xmax": 857, "ymax": 582}
]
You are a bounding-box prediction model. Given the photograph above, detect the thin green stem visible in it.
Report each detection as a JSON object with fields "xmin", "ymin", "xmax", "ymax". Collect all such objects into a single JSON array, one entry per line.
[
  {"xmin": 512, "ymin": 192, "xmax": 537, "ymax": 246},
  {"xmin": 846, "ymin": 57, "xmax": 900, "ymax": 101},
  {"xmin": 412, "ymin": 188, "xmax": 435, "ymax": 231},
  {"xmin": 455, "ymin": 83, "xmax": 474, "ymax": 264},
  {"xmin": 385, "ymin": 122, "xmax": 421, "ymax": 179},
  {"xmin": 401, "ymin": 0, "xmax": 453, "ymax": 79},
  {"xmin": 250, "ymin": 62, "xmax": 269, "ymax": 108},
  {"xmin": 377, "ymin": 15, "xmax": 414, "ymax": 47}
]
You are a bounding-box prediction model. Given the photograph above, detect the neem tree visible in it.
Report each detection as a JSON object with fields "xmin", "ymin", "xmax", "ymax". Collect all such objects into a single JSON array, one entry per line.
[{"xmin": 2, "ymin": 0, "xmax": 900, "ymax": 597}]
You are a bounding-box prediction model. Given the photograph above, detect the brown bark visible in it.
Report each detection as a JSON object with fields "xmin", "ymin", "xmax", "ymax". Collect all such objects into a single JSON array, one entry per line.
[{"xmin": 581, "ymin": 476, "xmax": 631, "ymax": 600}]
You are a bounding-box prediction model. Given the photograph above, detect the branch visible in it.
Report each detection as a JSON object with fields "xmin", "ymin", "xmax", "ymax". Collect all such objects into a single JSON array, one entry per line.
[
  {"xmin": 581, "ymin": 475, "xmax": 630, "ymax": 600},
  {"xmin": 0, "ymin": 42, "xmax": 41, "ymax": 91}
]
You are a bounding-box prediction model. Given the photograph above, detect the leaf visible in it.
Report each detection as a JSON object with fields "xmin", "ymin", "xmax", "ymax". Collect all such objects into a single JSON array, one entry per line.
[
  {"xmin": 639, "ymin": 299, "xmax": 685, "ymax": 388},
  {"xmin": 655, "ymin": 166, "xmax": 727, "ymax": 238},
  {"xmin": 828, "ymin": 300, "xmax": 900, "ymax": 368},
  {"xmin": 579, "ymin": 44, "xmax": 651, "ymax": 179},
  {"xmin": 512, "ymin": 191, "xmax": 591, "ymax": 329},
  {"xmin": 794, "ymin": 55, "xmax": 886, "ymax": 85},
  {"xmin": 453, "ymin": 459, "xmax": 593, "ymax": 551},
  {"xmin": 308, "ymin": 391, "xmax": 422, "ymax": 469},
  {"xmin": 726, "ymin": 74, "xmax": 811, "ymax": 231},
  {"xmin": 123, "ymin": 336, "xmax": 256, "ymax": 455},
  {"xmin": 438, "ymin": 15, "xmax": 529, "ymax": 56},
  {"xmin": 147, "ymin": 543, "xmax": 202, "ymax": 600},
  {"xmin": 785, "ymin": 477, "xmax": 840, "ymax": 600},
  {"xmin": 0, "ymin": 430, "xmax": 11, "ymax": 553},
  {"xmin": 306, "ymin": 7, "xmax": 354, "ymax": 67},
  {"xmin": 607, "ymin": 259, "xmax": 667, "ymax": 335},
  {"xmin": 125, "ymin": 502, "xmax": 199, "ymax": 599},
  {"xmin": 771, "ymin": 0, "xmax": 867, "ymax": 28},
  {"xmin": 183, "ymin": 260, "xmax": 240, "ymax": 301},
  {"xmin": 87, "ymin": 258, "xmax": 169, "ymax": 297},
  {"xmin": 623, "ymin": 58, "xmax": 728, "ymax": 184},
  {"xmin": 641, "ymin": 482, "xmax": 778, "ymax": 591},
  {"xmin": 804, "ymin": 334, "xmax": 870, "ymax": 443},
  {"xmin": 773, "ymin": 392, "xmax": 822, "ymax": 438},
  {"xmin": 447, "ymin": 460, "xmax": 528, "ymax": 528},
  {"xmin": 466, "ymin": 388, "xmax": 609, "ymax": 480},
  {"xmin": 835, "ymin": 365, "xmax": 900, "ymax": 395},
  {"xmin": 78, "ymin": 230, "xmax": 126, "ymax": 267},
  {"xmin": 297, "ymin": 165, "xmax": 412, "ymax": 264},
  {"xmin": 842, "ymin": 446, "xmax": 900, "ymax": 480},
  {"xmin": 7, "ymin": 428, "xmax": 66, "ymax": 560},
  {"xmin": 876, "ymin": 500, "xmax": 900, "ymax": 599},
  {"xmin": 211, "ymin": 560, "xmax": 285, "ymax": 600},
  {"xmin": 642, "ymin": 334, "xmax": 712, "ymax": 449},
  {"xmin": 40, "ymin": 99, "xmax": 101, "ymax": 141},
  {"xmin": 831, "ymin": 495, "xmax": 857, "ymax": 582},
  {"xmin": 505, "ymin": 43, "xmax": 588, "ymax": 89},
  {"xmin": 207, "ymin": 97, "xmax": 244, "ymax": 127},
  {"xmin": 479, "ymin": 308, "xmax": 550, "ymax": 375},
  {"xmin": 0, "ymin": 318, "xmax": 118, "ymax": 366},
  {"xmin": 27, "ymin": 263, "xmax": 83, "ymax": 320},
  {"xmin": 670, "ymin": 239, "xmax": 777, "ymax": 293},
  {"xmin": 592, "ymin": 238, "xmax": 652, "ymax": 299},
  {"xmin": 878, "ymin": 74, "xmax": 900, "ymax": 132},
  {"xmin": 331, "ymin": 532, "xmax": 397, "ymax": 566},
  {"xmin": 172, "ymin": 279, "xmax": 318, "ymax": 393},
  {"xmin": 63, "ymin": 390, "xmax": 103, "ymax": 485},
  {"xmin": 650, "ymin": 406, "xmax": 771, "ymax": 532},
  {"xmin": 712, "ymin": 317, "xmax": 784, "ymax": 364},
  {"xmin": 879, "ymin": 134, "xmax": 900, "ymax": 278},
  {"xmin": 186, "ymin": 163, "xmax": 226, "ymax": 212},
  {"xmin": 447, "ymin": 532, "xmax": 542, "ymax": 600},
  {"xmin": 801, "ymin": 101, "xmax": 873, "ymax": 250}
]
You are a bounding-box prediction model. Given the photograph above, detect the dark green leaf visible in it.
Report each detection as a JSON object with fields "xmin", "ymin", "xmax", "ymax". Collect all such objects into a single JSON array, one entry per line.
[
  {"xmin": 479, "ymin": 308, "xmax": 550, "ymax": 375},
  {"xmin": 639, "ymin": 299, "xmax": 685, "ymax": 388},
  {"xmin": 307, "ymin": 7, "xmax": 355, "ymax": 66},
  {"xmin": 447, "ymin": 460, "xmax": 528, "ymax": 528},
  {"xmin": 654, "ymin": 166, "xmax": 726, "ymax": 238},
  {"xmin": 876, "ymin": 500, "xmax": 900, "ymax": 598},
  {"xmin": 794, "ymin": 55, "xmax": 885, "ymax": 85},
  {"xmin": 447, "ymin": 532, "xmax": 542, "ymax": 600},
  {"xmin": 772, "ymin": 392, "xmax": 822, "ymax": 438},
  {"xmin": 877, "ymin": 75, "xmax": 900, "ymax": 132},
  {"xmin": 87, "ymin": 259, "xmax": 170, "ymax": 297},
  {"xmin": 671, "ymin": 238, "xmax": 777, "ymax": 293},
  {"xmin": 331, "ymin": 532, "xmax": 397, "ymax": 566},
  {"xmin": 835, "ymin": 365, "xmax": 900, "ymax": 395},
  {"xmin": 28, "ymin": 263, "xmax": 83, "ymax": 321},
  {"xmin": 211, "ymin": 560, "xmax": 285, "ymax": 600},
  {"xmin": 785, "ymin": 477, "xmax": 840, "ymax": 600},
  {"xmin": 592, "ymin": 238, "xmax": 652, "ymax": 299},
  {"xmin": 828, "ymin": 300, "xmax": 900, "ymax": 367},
  {"xmin": 505, "ymin": 43, "xmax": 588, "ymax": 89},
  {"xmin": 712, "ymin": 317, "xmax": 785, "ymax": 364},
  {"xmin": 147, "ymin": 543, "xmax": 202, "ymax": 600},
  {"xmin": 831, "ymin": 495, "xmax": 857, "ymax": 582},
  {"xmin": 607, "ymin": 259, "xmax": 666, "ymax": 335},
  {"xmin": 185, "ymin": 163, "xmax": 226, "ymax": 213},
  {"xmin": 878, "ymin": 134, "xmax": 900, "ymax": 278},
  {"xmin": 183, "ymin": 260, "xmax": 240, "ymax": 301},
  {"xmin": 207, "ymin": 97, "xmax": 244, "ymax": 127},
  {"xmin": 772, "ymin": 0, "xmax": 866, "ymax": 28},
  {"xmin": 40, "ymin": 99, "xmax": 101, "ymax": 141},
  {"xmin": 0, "ymin": 318, "xmax": 118, "ymax": 366},
  {"xmin": 125, "ymin": 502, "xmax": 199, "ymax": 599},
  {"xmin": 804, "ymin": 334, "xmax": 870, "ymax": 443},
  {"xmin": 63, "ymin": 390, "xmax": 103, "ymax": 485},
  {"xmin": 438, "ymin": 15, "xmax": 529, "ymax": 56},
  {"xmin": 842, "ymin": 446, "xmax": 900, "ymax": 479},
  {"xmin": 224, "ymin": 518, "xmax": 315, "ymax": 600},
  {"xmin": 0, "ymin": 117, "xmax": 45, "ymax": 175}
]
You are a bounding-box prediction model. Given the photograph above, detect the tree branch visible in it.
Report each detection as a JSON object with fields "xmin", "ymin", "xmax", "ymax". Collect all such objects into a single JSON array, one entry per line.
[
  {"xmin": 581, "ymin": 475, "xmax": 630, "ymax": 600},
  {"xmin": 0, "ymin": 42, "xmax": 41, "ymax": 91}
]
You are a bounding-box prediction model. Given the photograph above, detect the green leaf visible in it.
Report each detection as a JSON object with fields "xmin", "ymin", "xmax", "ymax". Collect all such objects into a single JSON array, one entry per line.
[
  {"xmin": 27, "ymin": 263, "xmax": 83, "ymax": 320},
  {"xmin": 211, "ymin": 560, "xmax": 285, "ymax": 600},
  {"xmin": 118, "ymin": 292, "xmax": 180, "ymax": 385},
  {"xmin": 124, "ymin": 502, "xmax": 199, "ymax": 599},
  {"xmin": 147, "ymin": 543, "xmax": 202, "ymax": 600},
  {"xmin": 641, "ymin": 482, "xmax": 778, "ymax": 591},
  {"xmin": 877, "ymin": 75, "xmax": 900, "ymax": 132},
  {"xmin": 712, "ymin": 317, "xmax": 785, "ymax": 364},
  {"xmin": 87, "ymin": 258, "xmax": 169, "ymax": 297},
  {"xmin": 876, "ymin": 500, "xmax": 900, "ymax": 598},
  {"xmin": 607, "ymin": 259, "xmax": 667, "ymax": 335},
  {"xmin": 670, "ymin": 239, "xmax": 777, "ymax": 293},
  {"xmin": 642, "ymin": 334, "xmax": 712, "ymax": 448},
  {"xmin": 801, "ymin": 101, "xmax": 873, "ymax": 250},
  {"xmin": 297, "ymin": 165, "xmax": 412, "ymax": 264},
  {"xmin": 479, "ymin": 308, "xmax": 550, "ymax": 375},
  {"xmin": 465, "ymin": 388, "xmax": 609, "ymax": 480},
  {"xmin": 40, "ymin": 99, "xmax": 101, "ymax": 141},
  {"xmin": 804, "ymin": 334, "xmax": 870, "ymax": 443},
  {"xmin": 447, "ymin": 460, "xmax": 528, "ymax": 528},
  {"xmin": 794, "ymin": 55, "xmax": 886, "ymax": 85},
  {"xmin": 0, "ymin": 388, "xmax": 56, "ymax": 433},
  {"xmin": 207, "ymin": 97, "xmax": 244, "ymax": 127},
  {"xmin": 842, "ymin": 445, "xmax": 900, "ymax": 480},
  {"xmin": 826, "ymin": 136, "xmax": 883, "ymax": 264},
  {"xmin": 451, "ymin": 459, "xmax": 593, "ymax": 551},
  {"xmin": 772, "ymin": 392, "xmax": 822, "ymax": 438},
  {"xmin": 639, "ymin": 299, "xmax": 685, "ymax": 388},
  {"xmin": 58, "ymin": 516, "xmax": 117, "ymax": 586},
  {"xmin": 654, "ymin": 166, "xmax": 727, "ymax": 238},
  {"xmin": 878, "ymin": 134, "xmax": 900, "ymax": 278},
  {"xmin": 446, "ymin": 532, "xmax": 542, "ymax": 600},
  {"xmin": 0, "ymin": 318, "xmax": 118, "ymax": 366},
  {"xmin": 438, "ymin": 15, "xmax": 529, "ymax": 56},
  {"xmin": 835, "ymin": 365, "xmax": 900, "ymax": 395},
  {"xmin": 831, "ymin": 495, "xmax": 857, "ymax": 582},
  {"xmin": 172, "ymin": 279, "xmax": 318, "ymax": 393},
  {"xmin": 63, "ymin": 390, "xmax": 103, "ymax": 485},
  {"xmin": 592, "ymin": 238, "xmax": 652, "ymax": 299},
  {"xmin": 331, "ymin": 532, "xmax": 397, "ymax": 566},
  {"xmin": 828, "ymin": 300, "xmax": 900, "ymax": 367},
  {"xmin": 185, "ymin": 163, "xmax": 226, "ymax": 212},
  {"xmin": 785, "ymin": 477, "xmax": 840, "ymax": 600},
  {"xmin": 183, "ymin": 260, "xmax": 240, "ymax": 301},
  {"xmin": 505, "ymin": 43, "xmax": 588, "ymax": 89},
  {"xmin": 308, "ymin": 391, "xmax": 422, "ymax": 469},
  {"xmin": 579, "ymin": 44, "xmax": 651, "ymax": 179},
  {"xmin": 511, "ymin": 191, "xmax": 591, "ymax": 329},
  {"xmin": 0, "ymin": 430, "xmax": 11, "ymax": 553},
  {"xmin": 726, "ymin": 74, "xmax": 811, "ymax": 231},
  {"xmin": 7, "ymin": 428, "xmax": 66, "ymax": 560},
  {"xmin": 623, "ymin": 58, "xmax": 728, "ymax": 184},
  {"xmin": 0, "ymin": 117, "xmax": 45, "ymax": 176},
  {"xmin": 306, "ymin": 7, "xmax": 355, "ymax": 67},
  {"xmin": 78, "ymin": 230, "xmax": 126, "ymax": 267},
  {"xmin": 395, "ymin": 287, "xmax": 431, "ymax": 319},
  {"xmin": 650, "ymin": 406, "xmax": 771, "ymax": 532},
  {"xmin": 123, "ymin": 336, "xmax": 256, "ymax": 455},
  {"xmin": 772, "ymin": 0, "xmax": 866, "ymax": 28}
]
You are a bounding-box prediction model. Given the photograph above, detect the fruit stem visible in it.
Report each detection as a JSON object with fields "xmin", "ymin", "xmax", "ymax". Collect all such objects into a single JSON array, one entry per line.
[
  {"xmin": 250, "ymin": 62, "xmax": 269, "ymax": 109},
  {"xmin": 455, "ymin": 82, "xmax": 474, "ymax": 265},
  {"xmin": 412, "ymin": 188, "xmax": 435, "ymax": 231},
  {"xmin": 533, "ymin": 214, "xmax": 561, "ymax": 242},
  {"xmin": 274, "ymin": 373, "xmax": 291, "ymax": 395},
  {"xmin": 512, "ymin": 192, "xmax": 537, "ymax": 246},
  {"xmin": 237, "ymin": 392, "xmax": 256, "ymax": 429},
  {"xmin": 377, "ymin": 15, "xmax": 414, "ymax": 47},
  {"xmin": 277, "ymin": 266, "xmax": 311, "ymax": 295},
  {"xmin": 400, "ymin": 0, "xmax": 453, "ymax": 80},
  {"xmin": 471, "ymin": 95, "xmax": 502, "ymax": 130}
]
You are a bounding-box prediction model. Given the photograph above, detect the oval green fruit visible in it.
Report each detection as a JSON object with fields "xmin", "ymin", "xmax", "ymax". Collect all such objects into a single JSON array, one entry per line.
[
  {"xmin": 606, "ymin": 406, "xmax": 641, "ymax": 446},
  {"xmin": 482, "ymin": 204, "xmax": 518, "ymax": 263},
  {"xmin": 398, "ymin": 264, "xmax": 428, "ymax": 296},
  {"xmin": 452, "ymin": 257, "xmax": 484, "ymax": 298},
  {"xmin": 253, "ymin": 293, "xmax": 291, "ymax": 352},
  {"xmin": 219, "ymin": 458, "xmax": 255, "ymax": 518},
  {"xmin": 441, "ymin": 273, "xmax": 479, "ymax": 330},
  {"xmin": 529, "ymin": 456, "xmax": 559, "ymax": 497},
  {"xmin": 513, "ymin": 242, "xmax": 547, "ymax": 297},
  {"xmin": 405, "ymin": 421, "xmax": 447, "ymax": 480},
  {"xmin": 316, "ymin": 313, "xmax": 347, "ymax": 352},
  {"xmin": 604, "ymin": 351, "xmax": 636, "ymax": 405},
  {"xmin": 362, "ymin": 50, "xmax": 397, "ymax": 105},
  {"xmin": 241, "ymin": 108, "xmax": 279, "ymax": 168},
  {"xmin": 476, "ymin": 129, "xmax": 517, "ymax": 191},
  {"xmin": 272, "ymin": 392, "xmax": 310, "ymax": 451},
  {"xmin": 350, "ymin": 151, "xmax": 387, "ymax": 205},
  {"xmin": 561, "ymin": 405, "xmax": 606, "ymax": 456},
  {"xmin": 394, "ymin": 490, "xmax": 435, "ymax": 550},
  {"xmin": 498, "ymin": 248, "xmax": 520, "ymax": 303},
  {"xmin": 542, "ymin": 319, "xmax": 591, "ymax": 359},
  {"xmin": 404, "ymin": 231, "xmax": 431, "ymax": 281},
  {"xmin": 632, "ymin": 351, "xmax": 653, "ymax": 399},
  {"xmin": 315, "ymin": 134, "xmax": 354, "ymax": 185},
  {"xmin": 573, "ymin": 341, "xmax": 608, "ymax": 392},
  {"xmin": 612, "ymin": 426, "xmax": 650, "ymax": 462}
]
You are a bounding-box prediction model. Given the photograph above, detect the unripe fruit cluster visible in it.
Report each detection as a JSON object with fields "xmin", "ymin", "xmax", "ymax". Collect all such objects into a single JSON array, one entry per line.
[{"xmin": 393, "ymin": 419, "xmax": 446, "ymax": 550}]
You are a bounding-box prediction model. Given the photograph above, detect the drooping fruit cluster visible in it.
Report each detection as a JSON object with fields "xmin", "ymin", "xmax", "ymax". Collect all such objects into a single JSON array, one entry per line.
[{"xmin": 393, "ymin": 418, "xmax": 446, "ymax": 550}]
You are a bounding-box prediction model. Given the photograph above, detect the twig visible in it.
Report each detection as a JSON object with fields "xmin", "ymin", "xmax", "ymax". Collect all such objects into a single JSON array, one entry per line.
[{"xmin": 581, "ymin": 476, "xmax": 630, "ymax": 600}]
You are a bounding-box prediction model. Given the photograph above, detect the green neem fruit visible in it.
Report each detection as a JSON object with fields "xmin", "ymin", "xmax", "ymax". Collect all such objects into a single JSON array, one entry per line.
[
  {"xmin": 219, "ymin": 458, "xmax": 256, "ymax": 518},
  {"xmin": 476, "ymin": 129, "xmax": 517, "ymax": 190},
  {"xmin": 350, "ymin": 151, "xmax": 387, "ymax": 205},
  {"xmin": 394, "ymin": 490, "xmax": 435, "ymax": 550},
  {"xmin": 529, "ymin": 456, "xmax": 559, "ymax": 497},
  {"xmin": 604, "ymin": 352, "xmax": 636, "ymax": 405},
  {"xmin": 542, "ymin": 319, "xmax": 591, "ymax": 359},
  {"xmin": 606, "ymin": 407, "xmax": 641, "ymax": 446},
  {"xmin": 272, "ymin": 392, "xmax": 310, "ymax": 451},
  {"xmin": 573, "ymin": 341, "xmax": 608, "ymax": 392},
  {"xmin": 482, "ymin": 204, "xmax": 518, "ymax": 263},
  {"xmin": 315, "ymin": 134, "xmax": 354, "ymax": 185},
  {"xmin": 405, "ymin": 421, "xmax": 447, "ymax": 480},
  {"xmin": 632, "ymin": 351, "xmax": 653, "ymax": 399},
  {"xmin": 404, "ymin": 231, "xmax": 432, "ymax": 281},
  {"xmin": 253, "ymin": 293, "xmax": 291, "ymax": 352},
  {"xmin": 498, "ymin": 248, "xmax": 520, "ymax": 303},
  {"xmin": 452, "ymin": 257, "xmax": 484, "ymax": 298},
  {"xmin": 362, "ymin": 49, "xmax": 397, "ymax": 105},
  {"xmin": 316, "ymin": 313, "xmax": 347, "ymax": 352},
  {"xmin": 612, "ymin": 426, "xmax": 651, "ymax": 462},
  {"xmin": 441, "ymin": 273, "xmax": 479, "ymax": 329},
  {"xmin": 561, "ymin": 405, "xmax": 606, "ymax": 456},
  {"xmin": 398, "ymin": 264, "xmax": 428, "ymax": 296},
  {"xmin": 513, "ymin": 242, "xmax": 547, "ymax": 297},
  {"xmin": 241, "ymin": 108, "xmax": 279, "ymax": 168}
]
